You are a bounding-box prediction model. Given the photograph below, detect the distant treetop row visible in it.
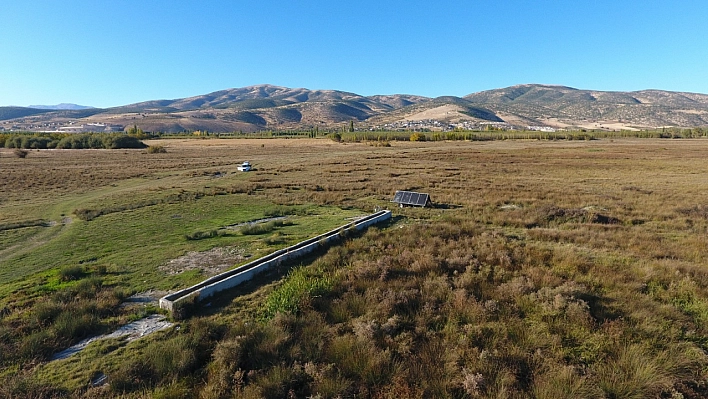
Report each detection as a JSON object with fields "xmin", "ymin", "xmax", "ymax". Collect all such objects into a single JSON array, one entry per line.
[{"xmin": 0, "ymin": 133, "xmax": 147, "ymax": 150}]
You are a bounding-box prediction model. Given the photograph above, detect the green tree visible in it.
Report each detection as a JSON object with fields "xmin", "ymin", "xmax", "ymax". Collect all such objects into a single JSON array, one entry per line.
[{"xmin": 127, "ymin": 124, "xmax": 146, "ymax": 138}]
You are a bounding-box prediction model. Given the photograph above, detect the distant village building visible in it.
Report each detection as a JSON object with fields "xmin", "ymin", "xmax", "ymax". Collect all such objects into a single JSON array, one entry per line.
[
  {"xmin": 56, "ymin": 123, "xmax": 123, "ymax": 133},
  {"xmin": 526, "ymin": 126, "xmax": 557, "ymax": 132}
]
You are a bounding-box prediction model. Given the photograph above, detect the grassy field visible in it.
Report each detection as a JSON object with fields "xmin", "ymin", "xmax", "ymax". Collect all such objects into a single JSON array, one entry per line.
[{"xmin": 3, "ymin": 137, "xmax": 708, "ymax": 398}]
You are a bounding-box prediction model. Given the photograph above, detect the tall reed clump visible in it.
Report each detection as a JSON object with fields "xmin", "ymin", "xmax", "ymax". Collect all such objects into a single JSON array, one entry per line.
[
  {"xmin": 239, "ymin": 220, "xmax": 290, "ymax": 235},
  {"xmin": 109, "ymin": 318, "xmax": 222, "ymax": 395},
  {"xmin": 146, "ymin": 145, "xmax": 167, "ymax": 154},
  {"xmin": 0, "ymin": 266, "xmax": 125, "ymax": 369},
  {"xmin": 261, "ymin": 266, "xmax": 333, "ymax": 319}
]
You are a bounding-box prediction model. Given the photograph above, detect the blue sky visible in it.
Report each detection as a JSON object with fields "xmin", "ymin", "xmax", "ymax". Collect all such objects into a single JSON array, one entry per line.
[{"xmin": 2, "ymin": 0, "xmax": 707, "ymax": 107}]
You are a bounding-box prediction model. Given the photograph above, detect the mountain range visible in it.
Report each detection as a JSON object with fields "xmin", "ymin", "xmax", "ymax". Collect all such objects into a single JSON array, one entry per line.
[
  {"xmin": 28, "ymin": 103, "xmax": 95, "ymax": 110},
  {"xmin": 3, "ymin": 84, "xmax": 708, "ymax": 133}
]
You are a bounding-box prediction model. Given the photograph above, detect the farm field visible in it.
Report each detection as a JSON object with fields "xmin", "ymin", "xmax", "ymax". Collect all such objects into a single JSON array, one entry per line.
[{"xmin": 3, "ymin": 137, "xmax": 708, "ymax": 398}]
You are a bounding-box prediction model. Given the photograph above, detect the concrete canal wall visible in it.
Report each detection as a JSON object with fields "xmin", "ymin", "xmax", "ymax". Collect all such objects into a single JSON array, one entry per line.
[{"xmin": 159, "ymin": 210, "xmax": 391, "ymax": 314}]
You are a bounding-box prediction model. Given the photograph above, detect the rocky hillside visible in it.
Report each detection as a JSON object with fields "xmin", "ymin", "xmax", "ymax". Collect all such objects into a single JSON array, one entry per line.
[
  {"xmin": 3, "ymin": 84, "xmax": 708, "ymax": 133},
  {"xmin": 464, "ymin": 84, "xmax": 708, "ymax": 129}
]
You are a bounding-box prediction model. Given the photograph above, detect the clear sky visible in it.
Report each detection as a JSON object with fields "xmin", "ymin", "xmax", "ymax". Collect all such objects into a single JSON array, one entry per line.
[{"xmin": 2, "ymin": 0, "xmax": 707, "ymax": 108}]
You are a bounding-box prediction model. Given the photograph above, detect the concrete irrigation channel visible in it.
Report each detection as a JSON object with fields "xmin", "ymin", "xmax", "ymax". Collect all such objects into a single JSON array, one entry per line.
[{"xmin": 159, "ymin": 210, "xmax": 392, "ymax": 315}]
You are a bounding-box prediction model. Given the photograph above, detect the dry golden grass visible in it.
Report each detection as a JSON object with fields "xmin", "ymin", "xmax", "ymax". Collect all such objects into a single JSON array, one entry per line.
[{"xmin": 4, "ymin": 137, "xmax": 708, "ymax": 397}]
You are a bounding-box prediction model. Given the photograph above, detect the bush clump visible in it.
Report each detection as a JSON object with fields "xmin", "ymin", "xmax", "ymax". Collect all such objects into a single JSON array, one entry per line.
[
  {"xmin": 2, "ymin": 133, "xmax": 147, "ymax": 150},
  {"xmin": 147, "ymin": 145, "xmax": 167, "ymax": 154},
  {"xmin": 409, "ymin": 132, "xmax": 426, "ymax": 141},
  {"xmin": 13, "ymin": 148, "xmax": 28, "ymax": 158},
  {"xmin": 262, "ymin": 266, "xmax": 333, "ymax": 319},
  {"xmin": 240, "ymin": 220, "xmax": 289, "ymax": 235},
  {"xmin": 110, "ymin": 319, "xmax": 222, "ymax": 394},
  {"xmin": 185, "ymin": 229, "xmax": 220, "ymax": 240},
  {"xmin": 58, "ymin": 265, "xmax": 85, "ymax": 282}
]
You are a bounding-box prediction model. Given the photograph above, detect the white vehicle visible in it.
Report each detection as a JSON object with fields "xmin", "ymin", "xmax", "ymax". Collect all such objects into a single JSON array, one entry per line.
[{"xmin": 237, "ymin": 161, "xmax": 252, "ymax": 172}]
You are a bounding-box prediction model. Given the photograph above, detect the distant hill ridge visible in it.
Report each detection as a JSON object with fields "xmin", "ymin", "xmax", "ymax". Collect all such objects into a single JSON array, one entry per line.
[
  {"xmin": 3, "ymin": 84, "xmax": 708, "ymax": 132},
  {"xmin": 28, "ymin": 103, "xmax": 95, "ymax": 110}
]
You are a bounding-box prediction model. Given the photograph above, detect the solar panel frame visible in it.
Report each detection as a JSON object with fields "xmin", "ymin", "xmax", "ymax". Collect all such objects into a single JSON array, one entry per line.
[
  {"xmin": 393, "ymin": 191, "xmax": 404, "ymax": 203},
  {"xmin": 392, "ymin": 190, "xmax": 430, "ymax": 207}
]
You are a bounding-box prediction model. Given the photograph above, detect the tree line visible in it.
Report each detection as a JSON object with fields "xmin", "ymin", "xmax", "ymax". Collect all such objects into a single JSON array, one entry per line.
[{"xmin": 0, "ymin": 133, "xmax": 147, "ymax": 150}]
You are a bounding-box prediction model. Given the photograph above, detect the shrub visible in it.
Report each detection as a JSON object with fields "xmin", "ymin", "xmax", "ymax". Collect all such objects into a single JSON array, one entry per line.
[
  {"xmin": 264, "ymin": 232, "xmax": 286, "ymax": 245},
  {"xmin": 0, "ymin": 371, "xmax": 68, "ymax": 399},
  {"xmin": 152, "ymin": 381, "xmax": 192, "ymax": 399},
  {"xmin": 185, "ymin": 229, "xmax": 218, "ymax": 240},
  {"xmin": 240, "ymin": 220, "xmax": 286, "ymax": 235},
  {"xmin": 262, "ymin": 267, "xmax": 333, "ymax": 318},
  {"xmin": 147, "ymin": 145, "xmax": 167, "ymax": 154},
  {"xmin": 18, "ymin": 330, "xmax": 54, "ymax": 360},
  {"xmin": 368, "ymin": 139, "xmax": 391, "ymax": 147},
  {"xmin": 13, "ymin": 148, "xmax": 28, "ymax": 158},
  {"xmin": 532, "ymin": 365, "xmax": 602, "ymax": 398},
  {"xmin": 72, "ymin": 276, "xmax": 102, "ymax": 299},
  {"xmin": 53, "ymin": 309, "xmax": 101, "ymax": 342},
  {"xmin": 255, "ymin": 365, "xmax": 308, "ymax": 399},
  {"xmin": 107, "ymin": 135, "xmax": 147, "ymax": 149},
  {"xmin": 33, "ymin": 302, "xmax": 63, "ymax": 327},
  {"xmin": 110, "ymin": 358, "xmax": 155, "ymax": 393},
  {"xmin": 409, "ymin": 132, "xmax": 426, "ymax": 142},
  {"xmin": 595, "ymin": 345, "xmax": 674, "ymax": 398},
  {"xmin": 264, "ymin": 205, "xmax": 299, "ymax": 217},
  {"xmin": 172, "ymin": 292, "xmax": 200, "ymax": 320},
  {"xmin": 143, "ymin": 334, "xmax": 199, "ymax": 378},
  {"xmin": 58, "ymin": 265, "xmax": 84, "ymax": 282}
]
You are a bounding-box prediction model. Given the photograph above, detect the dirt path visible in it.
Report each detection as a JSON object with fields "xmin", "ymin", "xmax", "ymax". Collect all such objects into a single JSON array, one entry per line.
[{"xmin": 0, "ymin": 217, "xmax": 72, "ymax": 268}]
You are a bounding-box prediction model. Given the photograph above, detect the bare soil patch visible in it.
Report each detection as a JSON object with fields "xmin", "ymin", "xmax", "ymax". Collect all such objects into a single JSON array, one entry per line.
[
  {"xmin": 402, "ymin": 104, "xmax": 465, "ymax": 122},
  {"xmin": 160, "ymin": 246, "xmax": 246, "ymax": 276}
]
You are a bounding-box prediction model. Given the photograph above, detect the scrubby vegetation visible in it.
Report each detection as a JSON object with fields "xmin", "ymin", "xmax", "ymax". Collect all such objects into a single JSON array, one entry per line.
[
  {"xmin": 311, "ymin": 126, "xmax": 708, "ymax": 144},
  {"xmin": 191, "ymin": 222, "xmax": 708, "ymax": 397},
  {"xmin": 3, "ymin": 137, "xmax": 708, "ymax": 397},
  {"xmin": 146, "ymin": 145, "xmax": 167, "ymax": 154},
  {"xmin": 239, "ymin": 220, "xmax": 291, "ymax": 235},
  {"xmin": 13, "ymin": 148, "xmax": 29, "ymax": 158},
  {"xmin": 0, "ymin": 132, "xmax": 147, "ymax": 149},
  {"xmin": 0, "ymin": 265, "xmax": 125, "ymax": 370},
  {"xmin": 0, "ymin": 219, "xmax": 48, "ymax": 231}
]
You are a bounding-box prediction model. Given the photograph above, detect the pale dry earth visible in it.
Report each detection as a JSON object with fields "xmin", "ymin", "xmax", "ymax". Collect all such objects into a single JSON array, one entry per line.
[
  {"xmin": 159, "ymin": 246, "xmax": 247, "ymax": 276},
  {"xmin": 51, "ymin": 315, "xmax": 173, "ymax": 361}
]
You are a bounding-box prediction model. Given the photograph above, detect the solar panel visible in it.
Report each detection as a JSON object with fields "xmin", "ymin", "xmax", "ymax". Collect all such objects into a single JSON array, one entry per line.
[
  {"xmin": 392, "ymin": 191, "xmax": 430, "ymax": 207},
  {"xmin": 393, "ymin": 191, "xmax": 404, "ymax": 203}
]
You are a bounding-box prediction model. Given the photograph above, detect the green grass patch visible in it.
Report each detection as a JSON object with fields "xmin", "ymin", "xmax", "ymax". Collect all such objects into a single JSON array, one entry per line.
[
  {"xmin": 239, "ymin": 220, "xmax": 292, "ymax": 235},
  {"xmin": 262, "ymin": 266, "xmax": 334, "ymax": 319},
  {"xmin": 0, "ymin": 226, "xmax": 46, "ymax": 251}
]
